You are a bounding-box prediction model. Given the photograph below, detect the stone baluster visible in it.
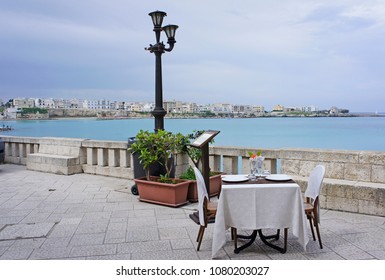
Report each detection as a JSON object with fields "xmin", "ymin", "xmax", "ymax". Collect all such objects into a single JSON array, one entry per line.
[
  {"xmin": 26, "ymin": 143, "xmax": 34, "ymax": 155},
  {"xmin": 87, "ymin": 148, "xmax": 97, "ymax": 166},
  {"xmin": 222, "ymin": 155, "xmax": 238, "ymax": 174},
  {"xmin": 209, "ymin": 154, "xmax": 221, "ymax": 172},
  {"xmin": 120, "ymin": 149, "xmax": 129, "ymax": 168},
  {"xmin": 241, "ymin": 157, "xmax": 250, "ymax": 174},
  {"xmin": 19, "ymin": 143, "xmax": 26, "ymax": 158},
  {"xmin": 108, "ymin": 148, "xmax": 119, "ymax": 167},
  {"xmin": 97, "ymin": 148, "xmax": 108, "ymax": 166},
  {"xmin": 11, "ymin": 142, "xmax": 19, "ymax": 158},
  {"xmin": 5, "ymin": 142, "xmax": 12, "ymax": 157},
  {"xmin": 19, "ymin": 143, "xmax": 26, "ymax": 165},
  {"xmin": 268, "ymin": 158, "xmax": 278, "ymax": 174}
]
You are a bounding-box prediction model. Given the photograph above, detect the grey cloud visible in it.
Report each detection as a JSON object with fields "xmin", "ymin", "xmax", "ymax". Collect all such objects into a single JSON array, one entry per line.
[{"xmin": 0, "ymin": 0, "xmax": 385, "ymax": 112}]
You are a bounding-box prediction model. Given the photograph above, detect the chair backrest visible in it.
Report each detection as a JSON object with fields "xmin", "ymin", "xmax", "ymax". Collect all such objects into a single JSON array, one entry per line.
[
  {"xmin": 305, "ymin": 165, "xmax": 326, "ymax": 200},
  {"xmin": 193, "ymin": 167, "xmax": 208, "ymax": 226}
]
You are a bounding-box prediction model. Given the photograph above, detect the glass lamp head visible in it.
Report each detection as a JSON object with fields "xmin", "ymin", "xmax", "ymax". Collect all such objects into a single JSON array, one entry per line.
[
  {"xmin": 149, "ymin": 11, "xmax": 167, "ymax": 27},
  {"xmin": 162, "ymin": 24, "xmax": 178, "ymax": 41}
]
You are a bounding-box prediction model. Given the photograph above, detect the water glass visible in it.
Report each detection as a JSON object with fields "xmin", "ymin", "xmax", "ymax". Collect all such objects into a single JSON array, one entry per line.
[
  {"xmin": 249, "ymin": 158, "xmax": 257, "ymax": 180},
  {"xmin": 256, "ymin": 156, "xmax": 265, "ymax": 177}
]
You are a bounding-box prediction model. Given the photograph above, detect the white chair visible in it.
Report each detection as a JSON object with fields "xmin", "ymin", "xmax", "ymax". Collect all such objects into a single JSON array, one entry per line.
[
  {"xmin": 304, "ymin": 165, "xmax": 326, "ymax": 248},
  {"xmin": 193, "ymin": 167, "xmax": 217, "ymax": 251}
]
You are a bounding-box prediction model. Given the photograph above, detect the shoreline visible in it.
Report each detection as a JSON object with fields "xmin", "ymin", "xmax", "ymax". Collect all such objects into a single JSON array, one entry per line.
[{"xmin": 1, "ymin": 113, "xmax": 384, "ymax": 121}]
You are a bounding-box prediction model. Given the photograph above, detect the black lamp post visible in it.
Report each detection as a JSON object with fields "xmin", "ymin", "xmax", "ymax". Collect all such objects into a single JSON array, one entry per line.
[{"xmin": 145, "ymin": 11, "xmax": 178, "ymax": 132}]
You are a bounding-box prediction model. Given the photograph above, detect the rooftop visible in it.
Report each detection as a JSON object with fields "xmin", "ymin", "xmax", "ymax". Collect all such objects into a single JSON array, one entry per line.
[{"xmin": 0, "ymin": 164, "xmax": 385, "ymax": 260}]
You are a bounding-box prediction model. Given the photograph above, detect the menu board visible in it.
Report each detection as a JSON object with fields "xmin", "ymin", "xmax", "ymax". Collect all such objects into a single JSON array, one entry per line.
[{"xmin": 190, "ymin": 130, "xmax": 220, "ymax": 148}]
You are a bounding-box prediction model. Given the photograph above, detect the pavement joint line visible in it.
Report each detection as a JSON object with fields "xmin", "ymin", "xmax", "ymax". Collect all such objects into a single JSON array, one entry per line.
[{"xmin": 0, "ymin": 236, "xmax": 47, "ymax": 242}]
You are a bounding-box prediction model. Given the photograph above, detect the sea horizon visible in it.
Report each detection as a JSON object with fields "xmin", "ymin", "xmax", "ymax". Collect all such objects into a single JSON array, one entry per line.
[{"xmin": 1, "ymin": 117, "xmax": 385, "ymax": 152}]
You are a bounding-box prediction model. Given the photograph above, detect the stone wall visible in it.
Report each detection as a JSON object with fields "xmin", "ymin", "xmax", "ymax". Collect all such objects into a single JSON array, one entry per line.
[{"xmin": 278, "ymin": 148, "xmax": 385, "ymax": 217}]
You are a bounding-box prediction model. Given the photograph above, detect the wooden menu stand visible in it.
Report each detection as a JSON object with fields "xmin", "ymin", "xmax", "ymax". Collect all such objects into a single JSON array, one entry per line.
[
  {"xmin": 189, "ymin": 130, "xmax": 220, "ymax": 225},
  {"xmin": 190, "ymin": 130, "xmax": 220, "ymax": 196}
]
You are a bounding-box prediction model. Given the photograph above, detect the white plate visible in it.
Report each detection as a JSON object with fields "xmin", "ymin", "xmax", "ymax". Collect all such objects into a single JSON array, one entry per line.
[
  {"xmin": 221, "ymin": 175, "xmax": 249, "ymax": 183},
  {"xmin": 265, "ymin": 174, "xmax": 292, "ymax": 181}
]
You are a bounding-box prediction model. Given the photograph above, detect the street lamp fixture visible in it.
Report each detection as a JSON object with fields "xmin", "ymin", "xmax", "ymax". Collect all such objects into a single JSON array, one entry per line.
[{"xmin": 145, "ymin": 10, "xmax": 179, "ymax": 132}]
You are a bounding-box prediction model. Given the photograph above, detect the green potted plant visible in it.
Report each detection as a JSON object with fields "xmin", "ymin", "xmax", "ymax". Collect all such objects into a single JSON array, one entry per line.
[
  {"xmin": 129, "ymin": 129, "xmax": 191, "ymax": 207},
  {"xmin": 179, "ymin": 130, "xmax": 223, "ymax": 202}
]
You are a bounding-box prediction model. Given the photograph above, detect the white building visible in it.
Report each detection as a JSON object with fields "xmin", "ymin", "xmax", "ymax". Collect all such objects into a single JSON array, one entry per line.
[
  {"xmin": 124, "ymin": 102, "xmax": 142, "ymax": 112},
  {"xmin": 5, "ymin": 107, "xmax": 22, "ymax": 119},
  {"xmin": 83, "ymin": 99, "xmax": 111, "ymax": 110},
  {"xmin": 272, "ymin": 104, "xmax": 284, "ymax": 111},
  {"xmin": 34, "ymin": 98, "xmax": 56, "ymax": 108},
  {"xmin": 183, "ymin": 102, "xmax": 198, "ymax": 113},
  {"xmin": 251, "ymin": 105, "xmax": 265, "ymax": 114},
  {"xmin": 13, "ymin": 98, "xmax": 35, "ymax": 108},
  {"xmin": 164, "ymin": 100, "xmax": 198, "ymax": 114},
  {"xmin": 141, "ymin": 102, "xmax": 154, "ymax": 112},
  {"xmin": 197, "ymin": 104, "xmax": 211, "ymax": 113},
  {"xmin": 302, "ymin": 105, "xmax": 318, "ymax": 112},
  {"xmin": 232, "ymin": 104, "xmax": 253, "ymax": 115},
  {"xmin": 208, "ymin": 103, "xmax": 232, "ymax": 114}
]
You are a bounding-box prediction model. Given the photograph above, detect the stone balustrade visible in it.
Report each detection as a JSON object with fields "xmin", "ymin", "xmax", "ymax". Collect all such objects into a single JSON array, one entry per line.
[
  {"xmin": 0, "ymin": 136, "xmax": 134, "ymax": 179},
  {"xmin": 81, "ymin": 139, "xmax": 133, "ymax": 179},
  {"xmin": 0, "ymin": 136, "xmax": 40, "ymax": 165},
  {"xmin": 1, "ymin": 136, "xmax": 384, "ymax": 216}
]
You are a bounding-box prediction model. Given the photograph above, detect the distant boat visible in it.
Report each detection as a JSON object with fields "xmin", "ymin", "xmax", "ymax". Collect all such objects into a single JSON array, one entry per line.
[{"xmin": 0, "ymin": 125, "xmax": 13, "ymax": 131}]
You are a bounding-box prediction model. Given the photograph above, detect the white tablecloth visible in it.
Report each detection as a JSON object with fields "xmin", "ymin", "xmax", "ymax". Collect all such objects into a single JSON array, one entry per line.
[{"xmin": 212, "ymin": 182, "xmax": 309, "ymax": 258}]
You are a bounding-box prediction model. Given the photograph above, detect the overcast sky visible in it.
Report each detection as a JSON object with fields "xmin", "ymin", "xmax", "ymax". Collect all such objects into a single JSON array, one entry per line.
[{"xmin": 1, "ymin": 0, "xmax": 385, "ymax": 112}]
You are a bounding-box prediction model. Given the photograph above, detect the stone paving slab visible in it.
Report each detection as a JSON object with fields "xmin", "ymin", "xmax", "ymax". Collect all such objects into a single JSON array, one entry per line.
[
  {"xmin": 0, "ymin": 164, "xmax": 385, "ymax": 260},
  {"xmin": 0, "ymin": 222, "xmax": 55, "ymax": 240}
]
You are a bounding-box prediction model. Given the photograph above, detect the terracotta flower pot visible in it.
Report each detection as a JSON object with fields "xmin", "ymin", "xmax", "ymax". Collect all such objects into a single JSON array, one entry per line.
[
  {"xmin": 134, "ymin": 176, "xmax": 190, "ymax": 207},
  {"xmin": 187, "ymin": 172, "xmax": 223, "ymax": 202}
]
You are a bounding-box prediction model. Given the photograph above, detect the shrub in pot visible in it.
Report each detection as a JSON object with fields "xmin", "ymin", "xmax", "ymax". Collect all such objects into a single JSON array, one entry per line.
[{"xmin": 129, "ymin": 129, "xmax": 191, "ymax": 207}]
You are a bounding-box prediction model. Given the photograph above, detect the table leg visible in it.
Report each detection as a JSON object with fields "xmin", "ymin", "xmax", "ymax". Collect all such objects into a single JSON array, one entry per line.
[
  {"xmin": 234, "ymin": 228, "xmax": 288, "ymax": 254},
  {"xmin": 258, "ymin": 228, "xmax": 287, "ymax": 253},
  {"xmin": 234, "ymin": 230, "xmax": 258, "ymax": 254}
]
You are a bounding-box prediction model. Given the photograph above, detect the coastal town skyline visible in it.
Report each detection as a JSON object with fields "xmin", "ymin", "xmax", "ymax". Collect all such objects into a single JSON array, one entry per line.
[
  {"xmin": 1, "ymin": 96, "xmax": 348, "ymax": 116},
  {"xmin": 1, "ymin": 1, "xmax": 385, "ymax": 113}
]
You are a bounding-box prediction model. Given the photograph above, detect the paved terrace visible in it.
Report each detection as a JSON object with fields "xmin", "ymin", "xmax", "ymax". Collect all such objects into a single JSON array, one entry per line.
[{"xmin": 1, "ymin": 164, "xmax": 385, "ymax": 260}]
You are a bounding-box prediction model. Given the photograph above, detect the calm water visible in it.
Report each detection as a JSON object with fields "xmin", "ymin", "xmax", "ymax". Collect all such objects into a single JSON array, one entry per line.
[{"xmin": 1, "ymin": 117, "xmax": 385, "ymax": 151}]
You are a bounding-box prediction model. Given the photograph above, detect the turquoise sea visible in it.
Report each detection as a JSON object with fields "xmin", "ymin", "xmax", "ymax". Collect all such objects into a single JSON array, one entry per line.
[{"xmin": 1, "ymin": 117, "xmax": 385, "ymax": 151}]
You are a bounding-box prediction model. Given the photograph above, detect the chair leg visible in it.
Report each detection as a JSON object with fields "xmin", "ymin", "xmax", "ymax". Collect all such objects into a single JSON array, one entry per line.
[
  {"xmin": 197, "ymin": 226, "xmax": 206, "ymax": 251},
  {"xmin": 307, "ymin": 215, "xmax": 316, "ymax": 241},
  {"xmin": 283, "ymin": 228, "xmax": 288, "ymax": 253},
  {"xmin": 196, "ymin": 226, "xmax": 204, "ymax": 242},
  {"xmin": 313, "ymin": 219, "xmax": 323, "ymax": 249},
  {"xmin": 307, "ymin": 212, "xmax": 323, "ymax": 249},
  {"xmin": 232, "ymin": 228, "xmax": 238, "ymax": 250}
]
